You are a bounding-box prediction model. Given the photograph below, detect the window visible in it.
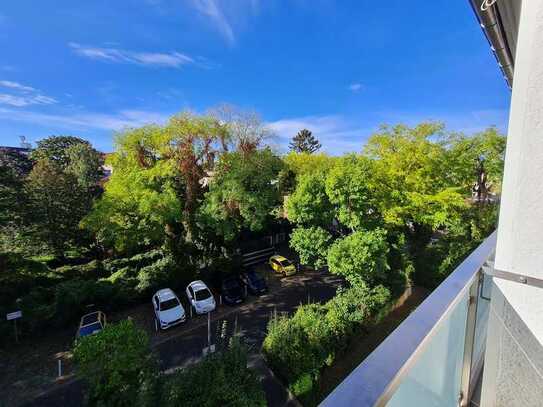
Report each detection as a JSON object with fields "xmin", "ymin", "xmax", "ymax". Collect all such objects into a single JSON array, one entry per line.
[
  {"xmin": 159, "ymin": 298, "xmax": 179, "ymax": 311},
  {"xmin": 195, "ymin": 289, "xmax": 212, "ymax": 301}
]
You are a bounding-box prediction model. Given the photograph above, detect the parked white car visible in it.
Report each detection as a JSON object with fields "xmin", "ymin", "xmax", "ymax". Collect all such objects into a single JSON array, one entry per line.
[
  {"xmin": 152, "ymin": 288, "xmax": 186, "ymax": 330},
  {"xmin": 186, "ymin": 280, "xmax": 216, "ymax": 314}
]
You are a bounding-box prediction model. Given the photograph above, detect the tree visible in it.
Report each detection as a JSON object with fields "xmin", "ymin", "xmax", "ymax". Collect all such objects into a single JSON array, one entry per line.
[
  {"xmin": 82, "ymin": 125, "xmax": 183, "ymax": 254},
  {"xmin": 200, "ymin": 148, "xmax": 284, "ymax": 241},
  {"xmin": 83, "ymin": 113, "xmax": 230, "ymax": 255},
  {"xmin": 327, "ymin": 229, "xmax": 389, "ymax": 287},
  {"xmin": 0, "ymin": 148, "xmax": 33, "ymax": 178},
  {"xmin": 444, "ymin": 127, "xmax": 506, "ymax": 202},
  {"xmin": 363, "ymin": 123, "xmax": 468, "ymax": 246},
  {"xmin": 73, "ymin": 319, "xmax": 157, "ymax": 407},
  {"xmin": 25, "ymin": 159, "xmax": 92, "ymax": 256},
  {"xmin": 325, "ymin": 155, "xmax": 380, "ymax": 231},
  {"xmin": 65, "ymin": 142, "xmax": 104, "ymax": 190},
  {"xmin": 209, "ymin": 103, "xmax": 271, "ymax": 154},
  {"xmin": 289, "ymin": 129, "xmax": 322, "ymax": 154},
  {"xmin": 289, "ymin": 226, "xmax": 332, "ymax": 269},
  {"xmin": 30, "ymin": 135, "xmax": 94, "ymax": 169},
  {"xmin": 286, "ymin": 172, "xmax": 334, "ymax": 227},
  {"xmin": 283, "ymin": 151, "xmax": 336, "ymax": 178}
]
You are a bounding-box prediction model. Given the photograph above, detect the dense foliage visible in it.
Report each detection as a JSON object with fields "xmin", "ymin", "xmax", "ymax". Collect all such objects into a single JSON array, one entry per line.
[
  {"xmin": 161, "ymin": 336, "xmax": 266, "ymax": 407},
  {"xmin": 289, "ymin": 226, "xmax": 332, "ymax": 269},
  {"xmin": 74, "ymin": 320, "xmax": 264, "ymax": 407},
  {"xmin": 73, "ymin": 319, "xmax": 157, "ymax": 407},
  {"xmin": 0, "ymin": 119, "xmax": 505, "ymax": 349},
  {"xmin": 327, "ymin": 229, "xmax": 389, "ymax": 287},
  {"xmin": 286, "ymin": 123, "xmax": 504, "ymax": 289},
  {"xmin": 262, "ymin": 284, "xmax": 391, "ymax": 403}
]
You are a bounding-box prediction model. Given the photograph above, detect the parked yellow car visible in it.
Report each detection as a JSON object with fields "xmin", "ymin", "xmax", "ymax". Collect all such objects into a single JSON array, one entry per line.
[{"xmin": 269, "ymin": 255, "xmax": 296, "ymax": 276}]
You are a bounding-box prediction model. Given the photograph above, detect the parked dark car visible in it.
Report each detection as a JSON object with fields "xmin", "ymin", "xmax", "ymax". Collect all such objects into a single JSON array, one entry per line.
[
  {"xmin": 221, "ymin": 276, "xmax": 245, "ymax": 305},
  {"xmin": 241, "ymin": 269, "xmax": 268, "ymax": 295}
]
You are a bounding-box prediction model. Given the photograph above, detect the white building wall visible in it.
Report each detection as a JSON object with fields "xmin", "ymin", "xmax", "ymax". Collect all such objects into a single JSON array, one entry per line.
[{"xmin": 482, "ymin": 1, "xmax": 543, "ymax": 406}]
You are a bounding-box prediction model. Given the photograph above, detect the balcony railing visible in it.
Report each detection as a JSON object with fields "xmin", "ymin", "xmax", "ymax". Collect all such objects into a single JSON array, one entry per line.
[{"xmin": 320, "ymin": 231, "xmax": 497, "ymax": 407}]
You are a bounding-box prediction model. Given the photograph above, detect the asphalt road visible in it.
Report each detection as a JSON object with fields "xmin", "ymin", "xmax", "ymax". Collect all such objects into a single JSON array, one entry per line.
[{"xmin": 24, "ymin": 269, "xmax": 343, "ymax": 407}]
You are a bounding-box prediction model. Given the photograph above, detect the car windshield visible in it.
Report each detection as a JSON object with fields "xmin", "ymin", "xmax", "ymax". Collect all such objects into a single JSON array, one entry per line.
[
  {"xmin": 159, "ymin": 298, "xmax": 179, "ymax": 311},
  {"xmin": 195, "ymin": 288, "xmax": 211, "ymax": 301},
  {"xmin": 81, "ymin": 313, "xmax": 99, "ymax": 325},
  {"xmin": 280, "ymin": 259, "xmax": 292, "ymax": 267}
]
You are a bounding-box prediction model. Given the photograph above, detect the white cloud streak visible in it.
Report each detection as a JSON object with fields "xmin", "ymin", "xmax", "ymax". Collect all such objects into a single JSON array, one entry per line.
[
  {"xmin": 0, "ymin": 80, "xmax": 57, "ymax": 107},
  {"xmin": 69, "ymin": 43, "xmax": 195, "ymax": 68},
  {"xmin": 191, "ymin": 0, "xmax": 235, "ymax": 45},
  {"xmin": 268, "ymin": 115, "xmax": 368, "ymax": 155},
  {"xmin": 0, "ymin": 107, "xmax": 171, "ymax": 131}
]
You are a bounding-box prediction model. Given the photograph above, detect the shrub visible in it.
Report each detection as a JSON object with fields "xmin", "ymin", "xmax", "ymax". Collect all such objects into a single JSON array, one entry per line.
[
  {"xmin": 262, "ymin": 284, "xmax": 391, "ymax": 400},
  {"xmin": 135, "ymin": 255, "xmax": 178, "ymax": 295},
  {"xmin": 161, "ymin": 337, "xmax": 265, "ymax": 407},
  {"xmin": 74, "ymin": 319, "xmax": 158, "ymax": 407},
  {"xmin": 53, "ymin": 279, "xmax": 117, "ymax": 324},
  {"xmin": 53, "ymin": 259, "xmax": 107, "ymax": 280},
  {"xmin": 289, "ymin": 226, "xmax": 332, "ymax": 269}
]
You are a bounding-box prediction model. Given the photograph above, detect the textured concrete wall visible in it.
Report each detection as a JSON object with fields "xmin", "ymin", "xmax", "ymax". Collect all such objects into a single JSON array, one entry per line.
[
  {"xmin": 495, "ymin": 0, "xmax": 543, "ymax": 278},
  {"xmin": 481, "ymin": 281, "xmax": 543, "ymax": 407},
  {"xmin": 483, "ymin": 1, "xmax": 543, "ymax": 406}
]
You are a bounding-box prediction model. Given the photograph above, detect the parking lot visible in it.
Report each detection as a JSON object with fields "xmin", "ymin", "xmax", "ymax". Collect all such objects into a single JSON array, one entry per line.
[{"xmin": 1, "ymin": 261, "xmax": 343, "ymax": 407}]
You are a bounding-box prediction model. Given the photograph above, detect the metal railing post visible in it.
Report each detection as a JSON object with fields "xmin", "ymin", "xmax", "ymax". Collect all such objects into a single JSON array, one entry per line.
[{"xmin": 458, "ymin": 269, "xmax": 482, "ymax": 407}]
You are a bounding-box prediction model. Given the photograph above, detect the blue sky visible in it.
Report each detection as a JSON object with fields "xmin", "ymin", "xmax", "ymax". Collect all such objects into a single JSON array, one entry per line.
[{"xmin": 0, "ymin": 0, "xmax": 511, "ymax": 154}]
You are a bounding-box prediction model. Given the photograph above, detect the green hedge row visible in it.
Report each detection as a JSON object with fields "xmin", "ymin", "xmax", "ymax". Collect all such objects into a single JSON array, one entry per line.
[
  {"xmin": 262, "ymin": 284, "xmax": 391, "ymax": 404},
  {"xmin": 0, "ymin": 250, "xmax": 196, "ymax": 343}
]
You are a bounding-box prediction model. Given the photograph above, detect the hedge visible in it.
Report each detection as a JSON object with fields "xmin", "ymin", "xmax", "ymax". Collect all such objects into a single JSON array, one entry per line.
[
  {"xmin": 0, "ymin": 250, "xmax": 195, "ymax": 343},
  {"xmin": 262, "ymin": 284, "xmax": 391, "ymax": 404}
]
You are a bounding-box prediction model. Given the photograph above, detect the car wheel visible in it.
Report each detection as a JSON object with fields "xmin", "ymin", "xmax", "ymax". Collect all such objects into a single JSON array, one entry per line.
[{"xmin": 154, "ymin": 318, "xmax": 159, "ymax": 332}]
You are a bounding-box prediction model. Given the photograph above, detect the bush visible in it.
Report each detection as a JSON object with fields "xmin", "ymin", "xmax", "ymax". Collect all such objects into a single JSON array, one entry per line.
[
  {"xmin": 55, "ymin": 279, "xmax": 117, "ymax": 320},
  {"xmin": 289, "ymin": 226, "xmax": 332, "ymax": 269},
  {"xmin": 262, "ymin": 284, "xmax": 391, "ymax": 401},
  {"xmin": 135, "ymin": 255, "xmax": 179, "ymax": 295},
  {"xmin": 160, "ymin": 337, "xmax": 265, "ymax": 407},
  {"xmin": 74, "ymin": 319, "xmax": 158, "ymax": 407},
  {"xmin": 53, "ymin": 259, "xmax": 107, "ymax": 280}
]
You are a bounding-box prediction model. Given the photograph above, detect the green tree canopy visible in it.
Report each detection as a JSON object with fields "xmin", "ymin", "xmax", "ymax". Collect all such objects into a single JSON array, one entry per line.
[
  {"xmin": 283, "ymin": 151, "xmax": 336, "ymax": 178},
  {"xmin": 200, "ymin": 148, "xmax": 284, "ymax": 241},
  {"xmin": 327, "ymin": 229, "xmax": 389, "ymax": 287},
  {"xmin": 325, "ymin": 154, "xmax": 380, "ymax": 231},
  {"xmin": 30, "ymin": 135, "xmax": 94, "ymax": 169},
  {"xmin": 289, "ymin": 129, "xmax": 322, "ymax": 154},
  {"xmin": 73, "ymin": 319, "xmax": 157, "ymax": 407},
  {"xmin": 25, "ymin": 159, "xmax": 92, "ymax": 256},
  {"xmin": 289, "ymin": 226, "xmax": 332, "ymax": 269},
  {"xmin": 286, "ymin": 172, "xmax": 334, "ymax": 227},
  {"xmin": 82, "ymin": 125, "xmax": 183, "ymax": 254},
  {"xmin": 363, "ymin": 122, "xmax": 468, "ymax": 233}
]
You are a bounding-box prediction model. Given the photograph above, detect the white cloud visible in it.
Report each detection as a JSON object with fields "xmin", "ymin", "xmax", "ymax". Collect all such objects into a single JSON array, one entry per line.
[
  {"xmin": 268, "ymin": 115, "xmax": 369, "ymax": 155},
  {"xmin": 267, "ymin": 108, "xmax": 509, "ymax": 155},
  {"xmin": 0, "ymin": 107, "xmax": 171, "ymax": 131},
  {"xmin": 0, "ymin": 80, "xmax": 57, "ymax": 107},
  {"xmin": 188, "ymin": 0, "xmax": 260, "ymax": 46},
  {"xmin": 69, "ymin": 43, "xmax": 195, "ymax": 68},
  {"xmin": 348, "ymin": 82, "xmax": 363, "ymax": 92},
  {"xmin": 191, "ymin": 0, "xmax": 235, "ymax": 45},
  {"xmin": 0, "ymin": 80, "xmax": 35, "ymax": 93}
]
